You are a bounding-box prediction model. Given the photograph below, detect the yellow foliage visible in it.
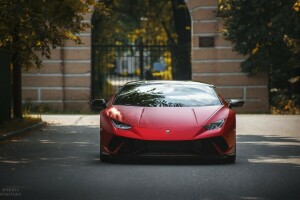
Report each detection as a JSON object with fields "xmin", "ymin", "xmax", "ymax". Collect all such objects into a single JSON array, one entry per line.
[
  {"xmin": 283, "ymin": 35, "xmax": 296, "ymax": 47},
  {"xmin": 115, "ymin": 41, "xmax": 122, "ymax": 45},
  {"xmin": 271, "ymin": 100, "xmax": 300, "ymax": 115},
  {"xmin": 251, "ymin": 44, "xmax": 260, "ymax": 55},
  {"xmin": 36, "ymin": 41, "xmax": 43, "ymax": 47},
  {"xmin": 293, "ymin": 1, "xmax": 300, "ymax": 12},
  {"xmin": 65, "ymin": 32, "xmax": 79, "ymax": 41},
  {"xmin": 85, "ymin": 0, "xmax": 96, "ymax": 6}
]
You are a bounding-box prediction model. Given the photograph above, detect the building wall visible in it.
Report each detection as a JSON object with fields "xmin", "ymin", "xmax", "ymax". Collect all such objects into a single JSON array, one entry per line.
[
  {"xmin": 22, "ymin": 14, "xmax": 92, "ymax": 112},
  {"xmin": 22, "ymin": 1, "xmax": 269, "ymax": 113},
  {"xmin": 186, "ymin": 0, "xmax": 269, "ymax": 113}
]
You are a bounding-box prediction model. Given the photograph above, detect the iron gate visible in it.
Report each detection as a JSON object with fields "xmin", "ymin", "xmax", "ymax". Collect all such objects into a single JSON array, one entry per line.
[{"xmin": 91, "ymin": 40, "xmax": 180, "ymax": 100}]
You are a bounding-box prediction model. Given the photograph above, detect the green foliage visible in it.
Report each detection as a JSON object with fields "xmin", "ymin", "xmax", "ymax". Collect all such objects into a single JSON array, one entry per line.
[
  {"xmin": 0, "ymin": 0, "xmax": 94, "ymax": 69},
  {"xmin": 92, "ymin": 0, "xmax": 176, "ymax": 44},
  {"xmin": 0, "ymin": 0, "xmax": 95, "ymax": 119},
  {"xmin": 271, "ymin": 88, "xmax": 300, "ymax": 114},
  {"xmin": 219, "ymin": 0, "xmax": 300, "ymax": 113},
  {"xmin": 92, "ymin": 0, "xmax": 191, "ymax": 82},
  {"xmin": 219, "ymin": 0, "xmax": 299, "ymax": 74},
  {"xmin": 91, "ymin": 0, "xmax": 180, "ymax": 99}
]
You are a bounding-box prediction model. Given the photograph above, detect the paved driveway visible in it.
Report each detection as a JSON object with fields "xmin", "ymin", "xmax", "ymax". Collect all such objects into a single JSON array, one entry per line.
[{"xmin": 0, "ymin": 114, "xmax": 299, "ymax": 200}]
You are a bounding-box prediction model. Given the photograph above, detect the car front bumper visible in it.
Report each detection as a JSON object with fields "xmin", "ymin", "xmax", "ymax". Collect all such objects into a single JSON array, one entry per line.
[{"xmin": 101, "ymin": 135, "xmax": 235, "ymax": 159}]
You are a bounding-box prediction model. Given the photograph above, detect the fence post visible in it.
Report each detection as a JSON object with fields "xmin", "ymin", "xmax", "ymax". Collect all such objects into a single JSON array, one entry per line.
[{"xmin": 139, "ymin": 37, "xmax": 144, "ymax": 80}]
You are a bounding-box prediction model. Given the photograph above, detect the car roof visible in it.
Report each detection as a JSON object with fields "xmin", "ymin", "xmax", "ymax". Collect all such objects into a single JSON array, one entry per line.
[{"xmin": 124, "ymin": 80, "xmax": 215, "ymax": 88}]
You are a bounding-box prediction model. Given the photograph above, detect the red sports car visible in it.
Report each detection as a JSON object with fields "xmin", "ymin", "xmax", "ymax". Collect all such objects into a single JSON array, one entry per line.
[{"xmin": 91, "ymin": 81, "xmax": 244, "ymax": 163}]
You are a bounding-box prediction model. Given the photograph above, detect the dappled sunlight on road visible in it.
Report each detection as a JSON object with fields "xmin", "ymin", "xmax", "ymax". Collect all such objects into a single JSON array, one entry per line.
[
  {"xmin": 237, "ymin": 134, "xmax": 300, "ymax": 168},
  {"xmin": 0, "ymin": 115, "xmax": 300, "ymax": 199},
  {"xmin": 239, "ymin": 141, "xmax": 300, "ymax": 146},
  {"xmin": 0, "ymin": 156, "xmax": 81, "ymax": 165},
  {"xmin": 39, "ymin": 139, "xmax": 55, "ymax": 144},
  {"xmin": 235, "ymin": 115, "xmax": 300, "ymax": 168},
  {"xmin": 0, "ymin": 157, "xmax": 31, "ymax": 164},
  {"xmin": 38, "ymin": 139, "xmax": 94, "ymax": 147},
  {"xmin": 0, "ymin": 117, "xmax": 100, "ymax": 170},
  {"xmin": 41, "ymin": 115, "xmax": 100, "ymax": 127},
  {"xmin": 248, "ymin": 157, "xmax": 300, "ymax": 166}
]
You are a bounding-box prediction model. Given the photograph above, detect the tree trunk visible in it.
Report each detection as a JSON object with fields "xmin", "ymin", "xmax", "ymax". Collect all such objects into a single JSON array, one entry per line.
[
  {"xmin": 12, "ymin": 58, "xmax": 23, "ymax": 120},
  {"xmin": 0, "ymin": 49, "xmax": 12, "ymax": 122}
]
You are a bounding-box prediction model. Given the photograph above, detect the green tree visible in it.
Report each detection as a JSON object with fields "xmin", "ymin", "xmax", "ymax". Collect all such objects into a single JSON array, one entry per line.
[
  {"xmin": 92, "ymin": 0, "xmax": 191, "ymax": 83},
  {"xmin": 219, "ymin": 0, "xmax": 300, "ymax": 112},
  {"xmin": 93, "ymin": 0, "xmax": 176, "ymax": 44},
  {"xmin": 0, "ymin": 0, "xmax": 94, "ymax": 119},
  {"xmin": 92, "ymin": 0, "xmax": 180, "ymax": 98}
]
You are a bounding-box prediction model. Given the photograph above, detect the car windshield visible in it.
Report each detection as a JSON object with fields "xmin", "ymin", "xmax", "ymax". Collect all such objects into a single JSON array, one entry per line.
[{"xmin": 113, "ymin": 83, "xmax": 221, "ymax": 107}]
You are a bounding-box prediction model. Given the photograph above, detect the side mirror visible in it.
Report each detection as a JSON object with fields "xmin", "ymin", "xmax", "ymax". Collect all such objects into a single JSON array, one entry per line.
[
  {"xmin": 91, "ymin": 99, "xmax": 107, "ymax": 112},
  {"xmin": 229, "ymin": 99, "xmax": 244, "ymax": 109}
]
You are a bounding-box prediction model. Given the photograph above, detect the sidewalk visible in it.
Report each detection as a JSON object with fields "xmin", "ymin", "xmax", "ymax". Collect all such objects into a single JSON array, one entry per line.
[
  {"xmin": 237, "ymin": 114, "xmax": 300, "ymax": 138},
  {"xmin": 0, "ymin": 121, "xmax": 45, "ymax": 141}
]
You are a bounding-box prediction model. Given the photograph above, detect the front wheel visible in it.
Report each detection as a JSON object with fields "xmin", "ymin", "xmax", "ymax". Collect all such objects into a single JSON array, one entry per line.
[
  {"xmin": 224, "ymin": 154, "xmax": 236, "ymax": 164},
  {"xmin": 225, "ymin": 141, "xmax": 236, "ymax": 164},
  {"xmin": 100, "ymin": 154, "xmax": 111, "ymax": 162},
  {"xmin": 100, "ymin": 146, "xmax": 111, "ymax": 162}
]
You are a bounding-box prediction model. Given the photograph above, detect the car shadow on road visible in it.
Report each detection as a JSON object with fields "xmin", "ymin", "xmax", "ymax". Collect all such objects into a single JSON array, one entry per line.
[
  {"xmin": 100, "ymin": 157, "xmax": 232, "ymax": 166},
  {"xmin": 94, "ymin": 134, "xmax": 300, "ymax": 167}
]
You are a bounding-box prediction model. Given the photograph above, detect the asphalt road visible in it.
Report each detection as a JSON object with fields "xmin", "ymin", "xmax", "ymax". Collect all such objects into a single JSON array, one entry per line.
[{"xmin": 0, "ymin": 114, "xmax": 300, "ymax": 200}]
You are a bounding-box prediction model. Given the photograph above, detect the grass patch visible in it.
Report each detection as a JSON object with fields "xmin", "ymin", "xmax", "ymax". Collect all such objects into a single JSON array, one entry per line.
[{"xmin": 0, "ymin": 116, "xmax": 42, "ymax": 135}]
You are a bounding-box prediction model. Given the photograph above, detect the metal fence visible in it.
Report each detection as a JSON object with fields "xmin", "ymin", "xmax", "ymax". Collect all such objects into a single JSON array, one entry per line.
[{"xmin": 91, "ymin": 40, "xmax": 180, "ymax": 100}]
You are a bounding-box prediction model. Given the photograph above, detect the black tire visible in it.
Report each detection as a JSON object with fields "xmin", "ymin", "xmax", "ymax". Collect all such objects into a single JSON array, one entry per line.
[
  {"xmin": 225, "ymin": 154, "xmax": 236, "ymax": 164},
  {"xmin": 225, "ymin": 141, "xmax": 237, "ymax": 164},
  {"xmin": 100, "ymin": 146, "xmax": 111, "ymax": 162},
  {"xmin": 100, "ymin": 154, "xmax": 111, "ymax": 162}
]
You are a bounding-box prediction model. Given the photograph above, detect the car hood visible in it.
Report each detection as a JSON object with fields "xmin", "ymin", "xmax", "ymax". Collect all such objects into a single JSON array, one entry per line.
[{"xmin": 112, "ymin": 105, "xmax": 222, "ymax": 128}]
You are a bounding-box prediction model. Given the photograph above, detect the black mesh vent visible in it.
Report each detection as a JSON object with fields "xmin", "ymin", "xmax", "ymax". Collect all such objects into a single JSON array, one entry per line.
[{"xmin": 107, "ymin": 136, "xmax": 229, "ymax": 156}]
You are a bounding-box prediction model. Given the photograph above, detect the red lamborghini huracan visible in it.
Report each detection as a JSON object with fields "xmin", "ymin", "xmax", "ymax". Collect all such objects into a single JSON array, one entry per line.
[{"xmin": 91, "ymin": 80, "xmax": 244, "ymax": 163}]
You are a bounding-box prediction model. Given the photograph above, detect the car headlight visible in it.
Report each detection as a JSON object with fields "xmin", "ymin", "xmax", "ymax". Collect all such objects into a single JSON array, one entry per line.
[
  {"xmin": 111, "ymin": 119, "xmax": 132, "ymax": 130},
  {"xmin": 204, "ymin": 119, "xmax": 225, "ymax": 130}
]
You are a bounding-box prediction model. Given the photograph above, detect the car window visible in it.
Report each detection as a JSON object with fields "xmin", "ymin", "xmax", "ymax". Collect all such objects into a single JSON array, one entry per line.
[{"xmin": 113, "ymin": 83, "xmax": 222, "ymax": 107}]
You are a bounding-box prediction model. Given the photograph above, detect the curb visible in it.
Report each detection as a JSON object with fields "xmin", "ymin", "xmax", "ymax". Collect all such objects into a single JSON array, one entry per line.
[{"xmin": 0, "ymin": 121, "xmax": 46, "ymax": 141}]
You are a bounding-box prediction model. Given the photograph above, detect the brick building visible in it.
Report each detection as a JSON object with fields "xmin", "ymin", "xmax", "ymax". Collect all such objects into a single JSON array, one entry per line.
[{"xmin": 22, "ymin": 0, "xmax": 269, "ymax": 113}]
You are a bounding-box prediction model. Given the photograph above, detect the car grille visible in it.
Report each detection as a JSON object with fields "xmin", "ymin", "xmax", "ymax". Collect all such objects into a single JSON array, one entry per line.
[{"xmin": 107, "ymin": 136, "xmax": 229, "ymax": 156}]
